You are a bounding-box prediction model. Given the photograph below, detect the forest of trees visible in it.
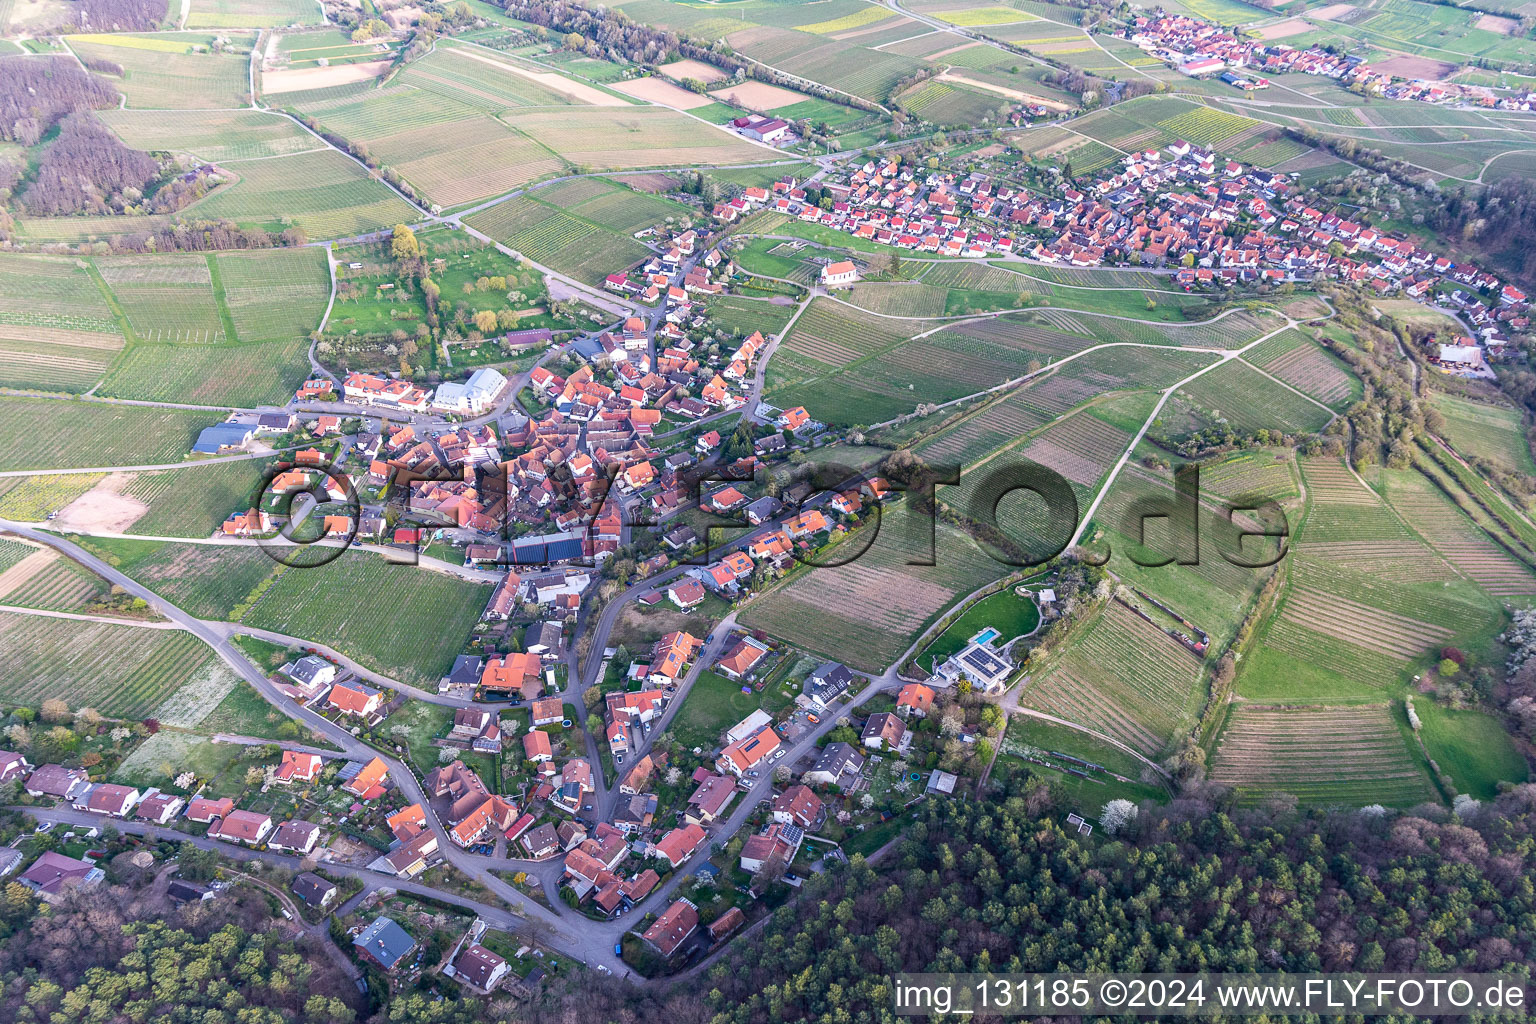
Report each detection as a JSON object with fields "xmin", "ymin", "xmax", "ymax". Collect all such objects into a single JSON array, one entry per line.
[
  {"xmin": 0, "ymin": 877, "xmax": 359, "ymax": 1024},
  {"xmin": 19, "ymin": 113, "xmax": 158, "ymax": 216},
  {"xmin": 0, "ymin": 57, "xmax": 119, "ymax": 144},
  {"xmin": 0, "ymin": 773, "xmax": 1532, "ymax": 1023},
  {"xmin": 42, "ymin": 0, "xmax": 166, "ymax": 33},
  {"xmin": 696, "ymin": 775, "xmax": 1536, "ymax": 1024}
]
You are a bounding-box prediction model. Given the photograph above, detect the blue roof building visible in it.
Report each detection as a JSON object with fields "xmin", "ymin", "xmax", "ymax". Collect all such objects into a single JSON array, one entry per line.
[
  {"xmin": 191, "ymin": 423, "xmax": 254, "ymax": 454},
  {"xmin": 354, "ymin": 916, "xmax": 416, "ymax": 972}
]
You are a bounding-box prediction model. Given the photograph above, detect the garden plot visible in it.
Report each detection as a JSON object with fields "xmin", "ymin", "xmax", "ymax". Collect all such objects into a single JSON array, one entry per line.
[
  {"xmin": 0, "ymin": 398, "xmax": 218, "ymax": 472},
  {"xmin": 244, "ymin": 555, "xmax": 491, "ymax": 686},
  {"xmin": 97, "ymin": 255, "xmax": 224, "ymax": 343},
  {"xmin": 1249, "ymin": 330, "xmax": 1359, "ymax": 409},
  {"xmin": 1276, "ymin": 584, "xmax": 1451, "ymax": 661},
  {"xmin": 506, "ymin": 107, "xmax": 765, "ymax": 170},
  {"xmin": 1021, "ymin": 600, "xmax": 1204, "ymax": 756},
  {"xmin": 1210, "ymin": 703, "xmax": 1433, "ymax": 806},
  {"xmin": 1384, "ymin": 469, "xmax": 1536, "ymax": 596},
  {"xmin": 97, "ymin": 337, "xmax": 310, "ymax": 407},
  {"xmin": 99, "ymin": 109, "xmax": 320, "ymax": 163},
  {"xmin": 69, "ymin": 34, "xmax": 253, "ymax": 109},
  {"xmin": 0, "ymin": 556, "xmax": 107, "ymax": 612},
  {"xmin": 740, "ymin": 503, "xmax": 1008, "ymax": 671},
  {"xmin": 0, "ymin": 611, "xmax": 212, "ymax": 718}
]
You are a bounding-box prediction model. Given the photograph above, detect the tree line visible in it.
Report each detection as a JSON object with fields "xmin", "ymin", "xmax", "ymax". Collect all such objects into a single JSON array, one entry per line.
[{"xmin": 695, "ymin": 773, "xmax": 1536, "ymax": 1024}]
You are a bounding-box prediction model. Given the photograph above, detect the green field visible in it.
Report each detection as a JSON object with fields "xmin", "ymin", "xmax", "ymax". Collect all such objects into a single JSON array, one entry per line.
[
  {"xmin": 666, "ymin": 670, "xmax": 795, "ymax": 751},
  {"xmin": 741, "ymin": 502, "xmax": 1010, "ymax": 672},
  {"xmin": 504, "ymin": 106, "xmax": 766, "ymax": 171},
  {"xmin": 0, "ymin": 398, "xmax": 221, "ymax": 471},
  {"xmin": 196, "ymin": 149, "xmax": 420, "ymax": 238},
  {"xmin": 327, "ymin": 228, "xmax": 572, "ymax": 344},
  {"xmin": 1414, "ymin": 700, "xmax": 1529, "ymax": 800},
  {"xmin": 998, "ymin": 714, "xmax": 1169, "ymax": 807},
  {"xmin": 1430, "ymin": 392, "xmax": 1536, "ymax": 477},
  {"xmin": 1, "ymin": 555, "xmax": 111, "ymax": 612},
  {"xmin": 466, "ymin": 194, "xmax": 654, "ymax": 285},
  {"xmin": 1087, "ymin": 464, "xmax": 1273, "ymax": 647},
  {"xmin": 187, "ymin": 0, "xmax": 322, "ymax": 28},
  {"xmin": 0, "ymin": 253, "xmax": 126, "ymax": 393},
  {"xmin": 275, "ymin": 28, "xmax": 400, "ymax": 68},
  {"xmin": 917, "ymin": 585, "xmax": 1040, "ymax": 671},
  {"xmin": 70, "ymin": 33, "xmax": 255, "ymax": 109},
  {"xmin": 0, "ymin": 475, "xmax": 104, "ymax": 521},
  {"xmin": 1210, "ymin": 702, "xmax": 1436, "ymax": 808},
  {"xmin": 100, "ymin": 108, "xmax": 321, "ymax": 162},
  {"xmin": 82, "ymin": 537, "xmax": 279, "ymax": 620},
  {"xmin": 65, "ymin": 247, "xmax": 327, "ymax": 405},
  {"xmin": 1021, "ymin": 599, "xmax": 1205, "ymax": 757},
  {"xmin": 0, "ymin": 610, "xmax": 217, "ymax": 719},
  {"xmin": 243, "ymin": 555, "xmax": 491, "ymax": 687},
  {"xmin": 1162, "ymin": 359, "xmax": 1334, "ymax": 440},
  {"xmin": 703, "ymin": 295, "xmax": 800, "ymax": 338}
]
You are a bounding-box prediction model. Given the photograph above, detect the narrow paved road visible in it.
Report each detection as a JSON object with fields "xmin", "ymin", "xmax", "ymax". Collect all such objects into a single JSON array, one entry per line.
[{"xmin": 0, "ymin": 517, "xmax": 625, "ymax": 974}]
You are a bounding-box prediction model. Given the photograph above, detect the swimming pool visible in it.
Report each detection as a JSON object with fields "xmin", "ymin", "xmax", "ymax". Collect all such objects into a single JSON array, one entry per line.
[{"xmin": 971, "ymin": 627, "xmax": 1000, "ymax": 645}]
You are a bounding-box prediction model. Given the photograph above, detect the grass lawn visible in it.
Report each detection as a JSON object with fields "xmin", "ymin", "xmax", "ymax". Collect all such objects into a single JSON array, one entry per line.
[
  {"xmin": 382, "ymin": 700, "xmax": 456, "ymax": 773},
  {"xmin": 1430, "ymin": 392, "xmax": 1536, "ymax": 477},
  {"xmin": 230, "ymin": 634, "xmax": 294, "ymax": 674},
  {"xmin": 196, "ymin": 681, "xmax": 310, "ymax": 742},
  {"xmin": 1415, "ymin": 700, "xmax": 1528, "ymax": 800},
  {"xmin": 841, "ymin": 809, "xmax": 912, "ymax": 859},
  {"xmin": 1006, "ymin": 714, "xmax": 1152, "ymax": 780},
  {"xmin": 918, "ymin": 586, "xmax": 1040, "ymax": 669},
  {"xmin": 1234, "ymin": 643, "xmax": 1391, "ymax": 704},
  {"xmin": 666, "ymin": 670, "xmax": 786, "ymax": 752},
  {"xmin": 992, "ymin": 751, "xmax": 1166, "ymax": 809},
  {"xmin": 112, "ymin": 731, "xmax": 247, "ymax": 792}
]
